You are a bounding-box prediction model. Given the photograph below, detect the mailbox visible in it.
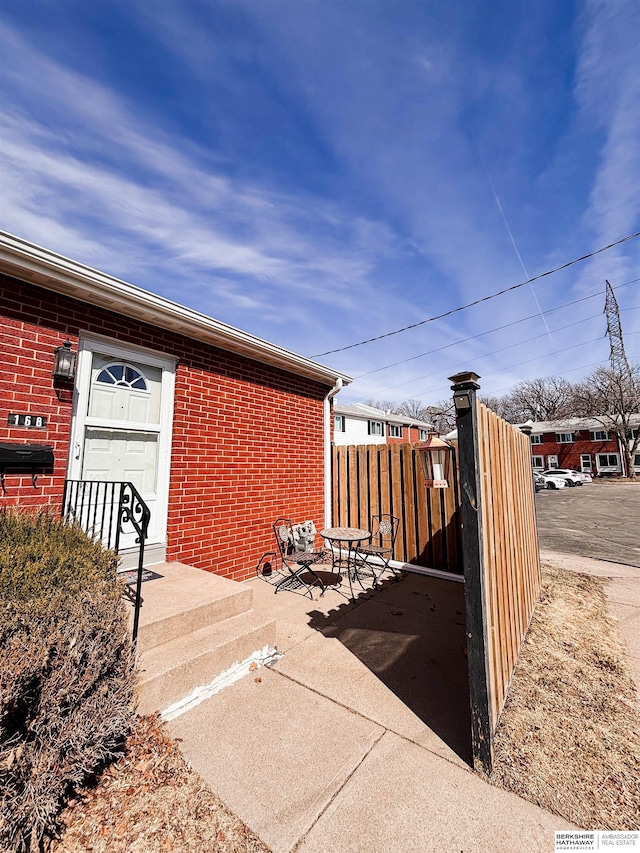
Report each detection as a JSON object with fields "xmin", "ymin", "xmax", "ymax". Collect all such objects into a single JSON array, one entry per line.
[{"xmin": 0, "ymin": 443, "xmax": 54, "ymax": 489}]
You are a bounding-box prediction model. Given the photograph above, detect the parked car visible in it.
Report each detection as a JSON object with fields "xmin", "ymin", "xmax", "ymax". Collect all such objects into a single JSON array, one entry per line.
[
  {"xmin": 536, "ymin": 472, "xmax": 567, "ymax": 490},
  {"xmin": 578, "ymin": 472, "xmax": 593, "ymax": 484},
  {"xmin": 533, "ymin": 472, "xmax": 546, "ymax": 492},
  {"xmin": 542, "ymin": 468, "xmax": 585, "ymax": 487}
]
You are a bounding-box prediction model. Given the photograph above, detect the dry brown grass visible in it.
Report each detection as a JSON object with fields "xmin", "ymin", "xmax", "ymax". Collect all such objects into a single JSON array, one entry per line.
[
  {"xmin": 53, "ymin": 715, "xmax": 270, "ymax": 853},
  {"xmin": 491, "ymin": 565, "xmax": 640, "ymax": 829}
]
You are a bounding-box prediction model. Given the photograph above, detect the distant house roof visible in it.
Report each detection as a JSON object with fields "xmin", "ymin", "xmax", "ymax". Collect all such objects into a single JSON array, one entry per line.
[
  {"xmin": 524, "ymin": 415, "xmax": 640, "ymax": 434},
  {"xmin": 334, "ymin": 402, "xmax": 433, "ymax": 430},
  {"xmin": 0, "ymin": 231, "xmax": 352, "ymax": 387}
]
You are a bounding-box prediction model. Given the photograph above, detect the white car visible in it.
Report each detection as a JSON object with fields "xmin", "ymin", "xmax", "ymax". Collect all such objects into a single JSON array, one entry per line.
[
  {"xmin": 537, "ymin": 473, "xmax": 567, "ymax": 490},
  {"xmin": 542, "ymin": 468, "xmax": 585, "ymax": 487}
]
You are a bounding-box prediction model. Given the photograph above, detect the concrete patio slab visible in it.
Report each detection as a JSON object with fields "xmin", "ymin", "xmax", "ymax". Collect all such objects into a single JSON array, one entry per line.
[
  {"xmin": 297, "ymin": 730, "xmax": 574, "ymax": 853},
  {"xmin": 306, "ymin": 594, "xmax": 471, "ymax": 763},
  {"xmin": 275, "ymin": 631, "xmax": 468, "ymax": 766},
  {"xmin": 250, "ymin": 566, "xmax": 358, "ymax": 653},
  {"xmin": 168, "ymin": 665, "xmax": 384, "ymax": 853},
  {"xmin": 162, "ymin": 559, "xmax": 638, "ymax": 852}
]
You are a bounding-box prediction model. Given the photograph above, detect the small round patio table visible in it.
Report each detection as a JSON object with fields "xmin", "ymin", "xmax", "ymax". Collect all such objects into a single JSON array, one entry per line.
[{"xmin": 320, "ymin": 527, "xmax": 371, "ymax": 598}]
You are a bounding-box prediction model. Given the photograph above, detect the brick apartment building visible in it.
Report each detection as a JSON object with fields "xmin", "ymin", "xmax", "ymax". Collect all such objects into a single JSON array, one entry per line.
[
  {"xmin": 0, "ymin": 232, "xmax": 351, "ymax": 581},
  {"xmin": 528, "ymin": 416, "xmax": 640, "ymax": 477}
]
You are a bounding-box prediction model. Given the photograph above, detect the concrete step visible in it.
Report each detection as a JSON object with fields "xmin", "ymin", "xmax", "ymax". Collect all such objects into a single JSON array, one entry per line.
[
  {"xmin": 136, "ymin": 609, "xmax": 277, "ymax": 715},
  {"xmin": 131, "ymin": 561, "xmax": 254, "ymax": 653}
]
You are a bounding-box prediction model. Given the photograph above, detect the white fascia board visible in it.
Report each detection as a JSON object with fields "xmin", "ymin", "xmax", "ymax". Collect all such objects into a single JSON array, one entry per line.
[
  {"xmin": 333, "ymin": 402, "xmax": 433, "ymax": 429},
  {"xmin": 0, "ymin": 231, "xmax": 352, "ymax": 388}
]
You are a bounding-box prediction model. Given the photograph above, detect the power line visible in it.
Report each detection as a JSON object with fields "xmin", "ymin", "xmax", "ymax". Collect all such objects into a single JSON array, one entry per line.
[
  {"xmin": 486, "ymin": 357, "xmax": 632, "ymax": 397},
  {"xmin": 381, "ymin": 330, "xmax": 640, "ymax": 407},
  {"xmin": 353, "ymin": 278, "xmax": 640, "ymax": 381},
  {"xmin": 351, "ymin": 303, "xmax": 639, "ymax": 402},
  {"xmin": 354, "ymin": 315, "xmax": 606, "ymax": 403},
  {"xmin": 312, "ymin": 230, "xmax": 640, "ymax": 357}
]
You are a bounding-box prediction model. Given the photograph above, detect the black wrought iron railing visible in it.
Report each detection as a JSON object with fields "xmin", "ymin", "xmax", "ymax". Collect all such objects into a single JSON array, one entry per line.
[{"xmin": 61, "ymin": 479, "xmax": 150, "ymax": 644}]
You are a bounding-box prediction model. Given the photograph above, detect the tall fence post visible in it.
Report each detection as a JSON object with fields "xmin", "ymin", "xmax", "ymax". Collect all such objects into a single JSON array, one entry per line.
[{"xmin": 450, "ymin": 370, "xmax": 493, "ymax": 774}]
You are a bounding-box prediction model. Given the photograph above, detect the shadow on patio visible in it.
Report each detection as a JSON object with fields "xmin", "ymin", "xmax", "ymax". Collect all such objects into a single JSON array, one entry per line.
[{"xmin": 307, "ymin": 571, "xmax": 472, "ymax": 765}]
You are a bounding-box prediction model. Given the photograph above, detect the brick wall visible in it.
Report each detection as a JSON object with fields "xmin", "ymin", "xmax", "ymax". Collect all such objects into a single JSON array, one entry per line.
[
  {"xmin": 387, "ymin": 425, "xmax": 406, "ymax": 444},
  {"xmin": 0, "ymin": 274, "xmax": 330, "ymax": 580},
  {"xmin": 388, "ymin": 426, "xmax": 428, "ymax": 444},
  {"xmin": 530, "ymin": 430, "xmax": 620, "ymax": 472}
]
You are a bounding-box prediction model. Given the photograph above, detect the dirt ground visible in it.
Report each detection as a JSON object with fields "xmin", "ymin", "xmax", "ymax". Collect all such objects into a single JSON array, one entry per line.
[{"xmin": 535, "ymin": 482, "xmax": 640, "ymax": 567}]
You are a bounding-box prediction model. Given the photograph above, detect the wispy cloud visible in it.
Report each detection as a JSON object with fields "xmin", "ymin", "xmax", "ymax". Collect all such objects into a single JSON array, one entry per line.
[
  {"xmin": 0, "ymin": 20, "xmax": 407, "ymax": 341},
  {"xmin": 0, "ymin": 3, "xmax": 638, "ymax": 405}
]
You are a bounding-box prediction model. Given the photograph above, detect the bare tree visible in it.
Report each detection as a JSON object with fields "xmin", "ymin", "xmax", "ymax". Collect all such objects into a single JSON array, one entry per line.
[
  {"xmin": 478, "ymin": 394, "xmax": 523, "ymax": 423},
  {"xmin": 396, "ymin": 398, "xmax": 430, "ymax": 421},
  {"xmin": 573, "ymin": 365, "xmax": 640, "ymax": 479},
  {"xmin": 425, "ymin": 399, "xmax": 457, "ymax": 435},
  {"xmin": 361, "ymin": 398, "xmax": 399, "ymax": 413},
  {"xmin": 502, "ymin": 376, "xmax": 576, "ymax": 422}
]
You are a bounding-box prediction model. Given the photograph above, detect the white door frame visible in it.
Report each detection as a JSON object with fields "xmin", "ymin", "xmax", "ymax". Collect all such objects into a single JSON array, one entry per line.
[{"xmin": 69, "ymin": 332, "xmax": 176, "ymax": 547}]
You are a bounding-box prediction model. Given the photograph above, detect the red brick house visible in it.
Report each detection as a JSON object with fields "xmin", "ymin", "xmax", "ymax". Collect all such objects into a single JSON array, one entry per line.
[
  {"xmin": 0, "ymin": 232, "xmax": 351, "ymax": 581},
  {"xmin": 528, "ymin": 417, "xmax": 640, "ymax": 477}
]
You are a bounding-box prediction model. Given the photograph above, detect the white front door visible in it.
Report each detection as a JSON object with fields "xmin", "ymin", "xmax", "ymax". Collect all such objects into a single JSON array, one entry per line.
[
  {"xmin": 580, "ymin": 454, "xmax": 592, "ymax": 473},
  {"xmin": 70, "ymin": 336, "xmax": 175, "ymax": 550}
]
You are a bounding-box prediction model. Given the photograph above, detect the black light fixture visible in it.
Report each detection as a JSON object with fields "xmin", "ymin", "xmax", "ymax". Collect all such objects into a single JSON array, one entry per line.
[
  {"xmin": 417, "ymin": 433, "xmax": 452, "ymax": 488},
  {"xmin": 453, "ymin": 390, "xmax": 472, "ymax": 411},
  {"xmin": 52, "ymin": 340, "xmax": 77, "ymax": 381},
  {"xmin": 449, "ymin": 370, "xmax": 480, "ymax": 413}
]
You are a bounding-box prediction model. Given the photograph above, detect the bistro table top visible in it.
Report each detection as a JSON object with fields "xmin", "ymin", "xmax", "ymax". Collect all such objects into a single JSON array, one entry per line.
[{"xmin": 320, "ymin": 527, "xmax": 370, "ymax": 542}]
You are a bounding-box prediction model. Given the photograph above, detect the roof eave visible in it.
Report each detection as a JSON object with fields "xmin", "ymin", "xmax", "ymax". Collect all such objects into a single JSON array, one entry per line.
[{"xmin": 0, "ymin": 231, "xmax": 352, "ymax": 387}]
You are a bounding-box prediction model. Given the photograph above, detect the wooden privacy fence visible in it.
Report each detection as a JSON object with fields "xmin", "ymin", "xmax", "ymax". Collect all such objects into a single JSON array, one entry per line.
[
  {"xmin": 331, "ymin": 372, "xmax": 542, "ymax": 775},
  {"xmin": 332, "ymin": 443, "xmax": 462, "ymax": 574},
  {"xmin": 453, "ymin": 372, "xmax": 542, "ymax": 773}
]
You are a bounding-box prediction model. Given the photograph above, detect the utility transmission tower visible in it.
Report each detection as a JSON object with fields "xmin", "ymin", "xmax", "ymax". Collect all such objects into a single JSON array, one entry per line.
[
  {"xmin": 604, "ymin": 279, "xmax": 635, "ymax": 381},
  {"xmin": 603, "ymin": 280, "xmax": 640, "ymax": 473}
]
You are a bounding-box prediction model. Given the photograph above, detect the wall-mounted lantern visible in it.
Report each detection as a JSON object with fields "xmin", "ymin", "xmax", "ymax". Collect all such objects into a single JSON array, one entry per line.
[
  {"xmin": 417, "ymin": 433, "xmax": 452, "ymax": 488},
  {"xmin": 52, "ymin": 340, "xmax": 77, "ymax": 381}
]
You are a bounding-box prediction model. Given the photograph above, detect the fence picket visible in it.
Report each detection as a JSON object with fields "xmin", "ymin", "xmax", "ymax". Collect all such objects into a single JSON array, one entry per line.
[{"xmin": 331, "ymin": 443, "xmax": 462, "ymax": 574}]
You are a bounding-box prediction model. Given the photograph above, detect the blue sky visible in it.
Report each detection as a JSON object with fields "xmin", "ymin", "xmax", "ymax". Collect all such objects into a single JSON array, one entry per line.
[{"xmin": 1, "ymin": 0, "xmax": 639, "ymax": 406}]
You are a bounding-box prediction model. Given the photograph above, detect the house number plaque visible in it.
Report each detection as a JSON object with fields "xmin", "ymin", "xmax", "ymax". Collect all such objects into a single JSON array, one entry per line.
[{"xmin": 8, "ymin": 414, "xmax": 48, "ymax": 429}]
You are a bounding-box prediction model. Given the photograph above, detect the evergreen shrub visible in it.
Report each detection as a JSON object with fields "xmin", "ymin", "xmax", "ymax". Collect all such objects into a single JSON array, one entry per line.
[{"xmin": 0, "ymin": 510, "xmax": 136, "ymax": 852}]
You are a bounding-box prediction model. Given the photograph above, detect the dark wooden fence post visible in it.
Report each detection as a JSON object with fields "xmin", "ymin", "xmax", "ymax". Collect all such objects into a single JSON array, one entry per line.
[{"xmin": 449, "ymin": 370, "xmax": 493, "ymax": 774}]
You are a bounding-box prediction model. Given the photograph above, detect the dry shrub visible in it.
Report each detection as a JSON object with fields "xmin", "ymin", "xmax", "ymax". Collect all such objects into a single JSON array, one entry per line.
[
  {"xmin": 0, "ymin": 510, "xmax": 136, "ymax": 852},
  {"xmin": 491, "ymin": 565, "xmax": 640, "ymax": 829}
]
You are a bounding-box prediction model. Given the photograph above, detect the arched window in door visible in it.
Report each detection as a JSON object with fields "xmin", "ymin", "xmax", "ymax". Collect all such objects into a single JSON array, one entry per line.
[{"xmin": 95, "ymin": 363, "xmax": 149, "ymax": 391}]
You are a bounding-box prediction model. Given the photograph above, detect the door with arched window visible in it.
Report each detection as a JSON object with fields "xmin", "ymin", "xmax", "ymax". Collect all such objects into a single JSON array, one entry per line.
[{"xmin": 70, "ymin": 337, "xmax": 176, "ymax": 556}]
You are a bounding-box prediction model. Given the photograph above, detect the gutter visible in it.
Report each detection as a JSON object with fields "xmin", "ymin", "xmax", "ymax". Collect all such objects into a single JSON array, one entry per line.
[{"xmin": 323, "ymin": 377, "xmax": 343, "ymax": 528}]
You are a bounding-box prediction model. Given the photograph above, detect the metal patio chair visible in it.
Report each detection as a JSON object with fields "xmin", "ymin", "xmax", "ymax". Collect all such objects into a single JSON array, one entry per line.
[
  {"xmin": 257, "ymin": 518, "xmax": 328, "ymax": 599},
  {"xmin": 356, "ymin": 514, "xmax": 400, "ymax": 583}
]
